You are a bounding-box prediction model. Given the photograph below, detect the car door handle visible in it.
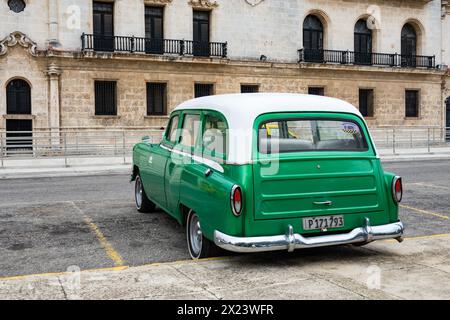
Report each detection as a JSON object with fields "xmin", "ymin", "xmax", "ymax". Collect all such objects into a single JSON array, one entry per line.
[
  {"xmin": 313, "ymin": 201, "xmax": 333, "ymax": 206},
  {"xmin": 204, "ymin": 168, "xmax": 212, "ymax": 177}
]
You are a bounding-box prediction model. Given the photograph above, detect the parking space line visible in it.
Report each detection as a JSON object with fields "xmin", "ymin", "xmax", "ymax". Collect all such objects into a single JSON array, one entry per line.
[
  {"xmin": 408, "ymin": 182, "xmax": 450, "ymax": 191},
  {"xmin": 83, "ymin": 215, "xmax": 125, "ymax": 267},
  {"xmin": 400, "ymin": 204, "xmax": 449, "ymax": 220},
  {"xmin": 68, "ymin": 201, "xmax": 125, "ymax": 267},
  {"xmin": 2, "ymin": 233, "xmax": 450, "ymax": 282}
]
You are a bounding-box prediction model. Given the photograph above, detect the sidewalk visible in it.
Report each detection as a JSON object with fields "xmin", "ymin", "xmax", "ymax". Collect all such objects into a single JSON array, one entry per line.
[
  {"xmin": 1, "ymin": 235, "xmax": 449, "ymax": 300},
  {"xmin": 0, "ymin": 152, "xmax": 449, "ymax": 179}
]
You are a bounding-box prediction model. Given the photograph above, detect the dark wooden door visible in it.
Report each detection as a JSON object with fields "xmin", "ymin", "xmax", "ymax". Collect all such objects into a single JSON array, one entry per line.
[
  {"xmin": 193, "ymin": 10, "xmax": 210, "ymax": 57},
  {"xmin": 354, "ymin": 20, "xmax": 372, "ymax": 65},
  {"xmin": 303, "ymin": 15, "xmax": 324, "ymax": 63},
  {"xmin": 7, "ymin": 79, "xmax": 31, "ymax": 115},
  {"xmin": 145, "ymin": 6, "xmax": 164, "ymax": 54},
  {"xmin": 401, "ymin": 24, "xmax": 417, "ymax": 67},
  {"xmin": 93, "ymin": 2, "xmax": 114, "ymax": 52}
]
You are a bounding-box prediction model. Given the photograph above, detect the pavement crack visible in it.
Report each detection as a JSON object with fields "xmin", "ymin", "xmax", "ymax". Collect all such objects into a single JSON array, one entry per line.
[
  {"xmin": 57, "ymin": 276, "xmax": 68, "ymax": 300},
  {"xmin": 169, "ymin": 264, "xmax": 222, "ymax": 300}
]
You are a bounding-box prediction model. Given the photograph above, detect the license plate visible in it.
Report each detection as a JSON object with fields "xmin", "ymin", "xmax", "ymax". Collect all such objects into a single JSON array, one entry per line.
[{"xmin": 302, "ymin": 215, "xmax": 344, "ymax": 231}]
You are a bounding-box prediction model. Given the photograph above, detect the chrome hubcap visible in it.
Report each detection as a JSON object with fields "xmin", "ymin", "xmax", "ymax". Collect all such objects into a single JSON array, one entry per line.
[
  {"xmin": 189, "ymin": 214, "xmax": 202, "ymax": 256},
  {"xmin": 135, "ymin": 178, "xmax": 143, "ymax": 208}
]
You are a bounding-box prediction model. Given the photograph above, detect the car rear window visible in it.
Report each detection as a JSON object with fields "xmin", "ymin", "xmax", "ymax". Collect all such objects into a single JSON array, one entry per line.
[{"xmin": 259, "ymin": 118, "xmax": 368, "ymax": 154}]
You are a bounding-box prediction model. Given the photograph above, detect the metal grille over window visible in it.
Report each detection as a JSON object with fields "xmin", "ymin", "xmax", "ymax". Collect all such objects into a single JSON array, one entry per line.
[
  {"xmin": 147, "ymin": 83, "xmax": 167, "ymax": 116},
  {"xmin": 405, "ymin": 90, "xmax": 419, "ymax": 118},
  {"xmin": 359, "ymin": 89, "xmax": 374, "ymax": 117},
  {"xmin": 241, "ymin": 85, "xmax": 259, "ymax": 93},
  {"xmin": 308, "ymin": 87, "xmax": 324, "ymax": 96},
  {"xmin": 8, "ymin": 0, "xmax": 26, "ymax": 13},
  {"xmin": 95, "ymin": 81, "xmax": 117, "ymax": 116},
  {"xmin": 194, "ymin": 83, "xmax": 214, "ymax": 98}
]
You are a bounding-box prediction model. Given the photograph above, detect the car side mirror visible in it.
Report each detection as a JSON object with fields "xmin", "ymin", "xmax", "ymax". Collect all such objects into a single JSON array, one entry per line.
[{"xmin": 141, "ymin": 135, "xmax": 151, "ymax": 142}]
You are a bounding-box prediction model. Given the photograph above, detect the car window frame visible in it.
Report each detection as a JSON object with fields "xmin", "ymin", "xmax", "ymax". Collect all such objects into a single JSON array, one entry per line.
[
  {"xmin": 200, "ymin": 110, "xmax": 229, "ymax": 162},
  {"xmin": 253, "ymin": 112, "xmax": 376, "ymax": 159},
  {"xmin": 178, "ymin": 111, "xmax": 202, "ymax": 153},
  {"xmin": 162, "ymin": 112, "xmax": 181, "ymax": 148}
]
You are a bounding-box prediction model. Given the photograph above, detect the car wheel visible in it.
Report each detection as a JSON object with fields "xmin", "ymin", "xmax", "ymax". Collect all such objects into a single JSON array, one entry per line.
[
  {"xmin": 186, "ymin": 210, "xmax": 217, "ymax": 259},
  {"xmin": 135, "ymin": 174, "xmax": 156, "ymax": 213}
]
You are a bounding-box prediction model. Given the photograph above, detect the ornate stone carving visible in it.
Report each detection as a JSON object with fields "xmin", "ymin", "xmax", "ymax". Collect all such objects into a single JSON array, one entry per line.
[
  {"xmin": 245, "ymin": 0, "xmax": 265, "ymax": 7},
  {"xmin": 188, "ymin": 0, "xmax": 218, "ymax": 9},
  {"xmin": 46, "ymin": 62, "xmax": 62, "ymax": 77},
  {"xmin": 143, "ymin": 0, "xmax": 173, "ymax": 5},
  {"xmin": 0, "ymin": 31, "xmax": 37, "ymax": 57}
]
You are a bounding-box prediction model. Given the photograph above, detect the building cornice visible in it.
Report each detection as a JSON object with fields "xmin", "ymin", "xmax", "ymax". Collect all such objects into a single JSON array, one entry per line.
[
  {"xmin": 0, "ymin": 31, "xmax": 37, "ymax": 57},
  {"xmin": 188, "ymin": 0, "xmax": 218, "ymax": 9},
  {"xmin": 143, "ymin": 0, "xmax": 173, "ymax": 5}
]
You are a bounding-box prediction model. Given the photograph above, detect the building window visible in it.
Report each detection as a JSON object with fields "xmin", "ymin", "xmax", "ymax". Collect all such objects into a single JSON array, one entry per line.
[
  {"xmin": 241, "ymin": 85, "xmax": 259, "ymax": 93},
  {"xmin": 194, "ymin": 83, "xmax": 214, "ymax": 98},
  {"xmin": 405, "ymin": 90, "xmax": 419, "ymax": 118},
  {"xmin": 354, "ymin": 19, "xmax": 372, "ymax": 65},
  {"xmin": 6, "ymin": 79, "xmax": 31, "ymax": 114},
  {"xmin": 145, "ymin": 6, "xmax": 164, "ymax": 54},
  {"xmin": 146, "ymin": 83, "xmax": 167, "ymax": 116},
  {"xmin": 8, "ymin": 0, "xmax": 26, "ymax": 13},
  {"xmin": 93, "ymin": 1, "xmax": 114, "ymax": 52},
  {"xmin": 95, "ymin": 81, "xmax": 117, "ymax": 116},
  {"xmin": 193, "ymin": 10, "xmax": 210, "ymax": 56},
  {"xmin": 359, "ymin": 89, "xmax": 374, "ymax": 117},
  {"xmin": 401, "ymin": 24, "xmax": 417, "ymax": 67},
  {"xmin": 303, "ymin": 15, "xmax": 323, "ymax": 62},
  {"xmin": 308, "ymin": 87, "xmax": 324, "ymax": 96}
]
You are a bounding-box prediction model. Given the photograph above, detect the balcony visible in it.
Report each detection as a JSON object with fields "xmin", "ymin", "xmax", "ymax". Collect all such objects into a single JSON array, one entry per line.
[
  {"xmin": 298, "ymin": 48, "xmax": 435, "ymax": 69},
  {"xmin": 81, "ymin": 33, "xmax": 227, "ymax": 58}
]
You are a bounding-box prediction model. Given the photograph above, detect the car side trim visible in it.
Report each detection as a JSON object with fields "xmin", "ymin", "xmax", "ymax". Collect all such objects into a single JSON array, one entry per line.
[{"xmin": 160, "ymin": 144, "xmax": 225, "ymax": 173}]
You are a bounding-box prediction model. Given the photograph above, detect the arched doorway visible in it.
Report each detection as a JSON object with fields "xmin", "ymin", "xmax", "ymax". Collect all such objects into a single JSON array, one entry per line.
[
  {"xmin": 446, "ymin": 96, "xmax": 450, "ymax": 142},
  {"xmin": 401, "ymin": 23, "xmax": 417, "ymax": 67},
  {"xmin": 354, "ymin": 19, "xmax": 372, "ymax": 65},
  {"xmin": 6, "ymin": 79, "xmax": 32, "ymax": 151},
  {"xmin": 303, "ymin": 15, "xmax": 324, "ymax": 62}
]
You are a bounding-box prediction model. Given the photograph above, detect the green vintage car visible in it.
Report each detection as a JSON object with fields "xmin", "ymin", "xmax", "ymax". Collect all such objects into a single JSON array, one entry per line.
[{"xmin": 131, "ymin": 93, "xmax": 404, "ymax": 259}]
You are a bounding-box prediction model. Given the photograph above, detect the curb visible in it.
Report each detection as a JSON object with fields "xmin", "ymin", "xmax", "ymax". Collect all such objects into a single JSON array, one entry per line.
[{"xmin": 0, "ymin": 166, "xmax": 130, "ymax": 180}]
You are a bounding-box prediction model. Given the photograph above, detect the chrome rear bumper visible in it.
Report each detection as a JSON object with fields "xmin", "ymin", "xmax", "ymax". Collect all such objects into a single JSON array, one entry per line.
[{"xmin": 214, "ymin": 218, "xmax": 404, "ymax": 253}]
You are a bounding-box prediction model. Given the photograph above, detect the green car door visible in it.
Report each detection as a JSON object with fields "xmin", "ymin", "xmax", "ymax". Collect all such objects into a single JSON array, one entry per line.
[{"xmin": 142, "ymin": 114, "xmax": 180, "ymax": 210}]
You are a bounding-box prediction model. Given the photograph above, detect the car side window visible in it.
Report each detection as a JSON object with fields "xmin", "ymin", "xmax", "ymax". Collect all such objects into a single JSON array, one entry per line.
[
  {"xmin": 180, "ymin": 114, "xmax": 201, "ymax": 148},
  {"xmin": 166, "ymin": 115, "xmax": 179, "ymax": 143},
  {"xmin": 202, "ymin": 114, "xmax": 228, "ymax": 159}
]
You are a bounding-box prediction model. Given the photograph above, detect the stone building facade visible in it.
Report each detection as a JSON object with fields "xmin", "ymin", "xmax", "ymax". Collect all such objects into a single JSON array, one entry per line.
[{"xmin": 0, "ymin": 0, "xmax": 449, "ymax": 138}]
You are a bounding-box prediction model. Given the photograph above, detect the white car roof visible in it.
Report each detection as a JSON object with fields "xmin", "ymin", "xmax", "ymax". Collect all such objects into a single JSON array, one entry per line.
[
  {"xmin": 173, "ymin": 93, "xmax": 366, "ymax": 165},
  {"xmin": 174, "ymin": 93, "xmax": 363, "ymax": 127}
]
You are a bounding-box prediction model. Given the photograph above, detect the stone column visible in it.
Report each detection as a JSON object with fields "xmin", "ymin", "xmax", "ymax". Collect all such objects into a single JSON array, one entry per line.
[
  {"xmin": 46, "ymin": 63, "xmax": 62, "ymax": 148},
  {"xmin": 48, "ymin": 0, "xmax": 60, "ymax": 47}
]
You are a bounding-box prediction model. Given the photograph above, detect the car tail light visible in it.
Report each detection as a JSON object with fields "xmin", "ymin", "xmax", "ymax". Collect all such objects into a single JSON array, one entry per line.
[
  {"xmin": 392, "ymin": 176, "xmax": 403, "ymax": 203},
  {"xmin": 231, "ymin": 185, "xmax": 243, "ymax": 216}
]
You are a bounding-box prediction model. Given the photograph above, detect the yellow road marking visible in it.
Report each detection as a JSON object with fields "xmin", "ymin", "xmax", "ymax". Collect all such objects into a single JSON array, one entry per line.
[
  {"xmin": 0, "ymin": 257, "xmax": 228, "ymax": 281},
  {"xmin": 400, "ymin": 204, "xmax": 449, "ymax": 220},
  {"xmin": 2, "ymin": 232, "xmax": 450, "ymax": 282},
  {"xmin": 384, "ymin": 233, "xmax": 450, "ymax": 243},
  {"xmin": 0, "ymin": 266, "xmax": 129, "ymax": 281},
  {"xmin": 83, "ymin": 215, "xmax": 125, "ymax": 267},
  {"xmin": 408, "ymin": 182, "xmax": 450, "ymax": 191}
]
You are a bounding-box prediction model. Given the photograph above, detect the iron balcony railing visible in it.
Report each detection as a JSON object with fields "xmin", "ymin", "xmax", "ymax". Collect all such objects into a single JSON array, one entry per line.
[
  {"xmin": 298, "ymin": 48, "xmax": 435, "ymax": 69},
  {"xmin": 81, "ymin": 33, "xmax": 227, "ymax": 58}
]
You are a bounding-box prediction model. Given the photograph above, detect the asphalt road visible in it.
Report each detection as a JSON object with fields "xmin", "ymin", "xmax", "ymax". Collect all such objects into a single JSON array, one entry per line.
[{"xmin": 0, "ymin": 160, "xmax": 449, "ymax": 278}]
